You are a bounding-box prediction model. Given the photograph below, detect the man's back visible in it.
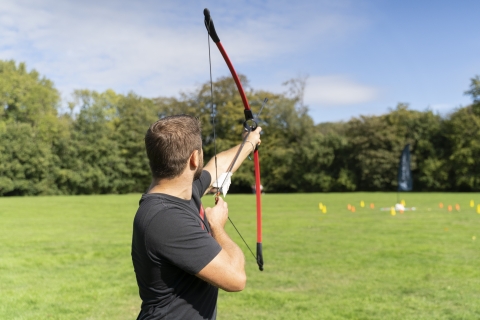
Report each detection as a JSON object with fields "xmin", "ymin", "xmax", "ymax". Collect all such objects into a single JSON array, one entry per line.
[{"xmin": 132, "ymin": 172, "xmax": 221, "ymax": 319}]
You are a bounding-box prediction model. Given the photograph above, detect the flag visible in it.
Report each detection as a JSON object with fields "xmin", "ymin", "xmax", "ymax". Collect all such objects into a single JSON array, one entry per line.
[{"xmin": 397, "ymin": 144, "xmax": 412, "ymax": 191}]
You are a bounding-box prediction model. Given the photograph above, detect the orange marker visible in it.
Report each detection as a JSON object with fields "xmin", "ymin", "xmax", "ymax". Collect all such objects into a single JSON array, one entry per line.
[
  {"xmin": 439, "ymin": 202, "xmax": 444, "ymax": 209},
  {"xmin": 455, "ymin": 204, "xmax": 460, "ymax": 211},
  {"xmin": 447, "ymin": 205, "xmax": 452, "ymax": 212},
  {"xmin": 352, "ymin": 206, "xmax": 356, "ymax": 213},
  {"xmin": 347, "ymin": 204, "xmax": 352, "ymax": 210},
  {"xmin": 370, "ymin": 203, "xmax": 375, "ymax": 209}
]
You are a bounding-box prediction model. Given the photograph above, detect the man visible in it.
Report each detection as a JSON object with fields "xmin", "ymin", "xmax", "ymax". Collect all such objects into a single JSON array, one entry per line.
[{"xmin": 131, "ymin": 114, "xmax": 262, "ymax": 319}]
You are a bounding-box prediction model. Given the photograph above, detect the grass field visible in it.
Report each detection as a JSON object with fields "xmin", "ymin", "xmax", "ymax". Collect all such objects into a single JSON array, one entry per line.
[{"xmin": 1, "ymin": 192, "xmax": 480, "ymax": 319}]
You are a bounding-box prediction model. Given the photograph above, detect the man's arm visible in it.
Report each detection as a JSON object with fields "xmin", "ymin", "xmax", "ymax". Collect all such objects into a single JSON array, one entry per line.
[
  {"xmin": 203, "ymin": 126, "xmax": 262, "ymax": 188},
  {"xmin": 195, "ymin": 197, "xmax": 246, "ymax": 292}
]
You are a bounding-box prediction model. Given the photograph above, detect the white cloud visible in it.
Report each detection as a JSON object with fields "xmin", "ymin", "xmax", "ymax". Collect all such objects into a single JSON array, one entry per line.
[
  {"xmin": 304, "ymin": 75, "xmax": 378, "ymax": 106},
  {"xmin": 0, "ymin": 0, "xmax": 368, "ymax": 102}
]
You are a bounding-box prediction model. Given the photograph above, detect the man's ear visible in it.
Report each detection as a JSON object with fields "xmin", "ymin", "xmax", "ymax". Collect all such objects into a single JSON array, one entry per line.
[{"xmin": 189, "ymin": 150, "xmax": 199, "ymax": 168}]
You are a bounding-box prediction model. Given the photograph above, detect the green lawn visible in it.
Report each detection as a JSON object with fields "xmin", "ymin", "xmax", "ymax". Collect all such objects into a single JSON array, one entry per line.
[{"xmin": 1, "ymin": 193, "xmax": 479, "ymax": 319}]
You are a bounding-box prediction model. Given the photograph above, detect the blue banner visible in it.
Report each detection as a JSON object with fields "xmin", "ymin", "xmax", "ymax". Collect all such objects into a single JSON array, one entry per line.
[{"xmin": 397, "ymin": 144, "xmax": 413, "ymax": 191}]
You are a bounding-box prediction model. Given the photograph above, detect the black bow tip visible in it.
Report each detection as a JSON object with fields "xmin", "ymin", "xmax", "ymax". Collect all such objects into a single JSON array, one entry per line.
[{"xmin": 203, "ymin": 8, "xmax": 210, "ymax": 19}]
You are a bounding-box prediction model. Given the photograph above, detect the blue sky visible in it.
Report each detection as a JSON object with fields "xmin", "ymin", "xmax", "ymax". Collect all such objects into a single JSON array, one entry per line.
[{"xmin": 1, "ymin": 0, "xmax": 478, "ymax": 123}]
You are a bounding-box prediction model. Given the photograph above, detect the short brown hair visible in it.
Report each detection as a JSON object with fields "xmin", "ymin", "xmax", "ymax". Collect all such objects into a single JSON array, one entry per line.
[{"xmin": 145, "ymin": 115, "xmax": 202, "ymax": 180}]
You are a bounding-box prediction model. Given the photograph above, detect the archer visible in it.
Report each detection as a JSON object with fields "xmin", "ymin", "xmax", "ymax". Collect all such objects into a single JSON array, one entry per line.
[{"xmin": 131, "ymin": 115, "xmax": 262, "ymax": 320}]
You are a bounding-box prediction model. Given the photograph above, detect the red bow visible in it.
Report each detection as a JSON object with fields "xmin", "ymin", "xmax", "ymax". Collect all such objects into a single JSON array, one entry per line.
[{"xmin": 204, "ymin": 8, "xmax": 264, "ymax": 271}]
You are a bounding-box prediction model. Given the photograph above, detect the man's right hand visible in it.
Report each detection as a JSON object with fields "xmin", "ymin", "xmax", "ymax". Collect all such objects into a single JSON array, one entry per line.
[{"xmin": 205, "ymin": 197, "xmax": 228, "ymax": 232}]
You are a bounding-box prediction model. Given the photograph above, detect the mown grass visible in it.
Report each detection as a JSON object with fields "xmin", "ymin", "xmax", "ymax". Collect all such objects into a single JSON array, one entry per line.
[{"xmin": 1, "ymin": 193, "xmax": 479, "ymax": 319}]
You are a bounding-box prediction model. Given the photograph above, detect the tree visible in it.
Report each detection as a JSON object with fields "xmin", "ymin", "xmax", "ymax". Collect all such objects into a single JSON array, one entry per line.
[
  {"xmin": 343, "ymin": 104, "xmax": 449, "ymax": 191},
  {"xmin": 443, "ymin": 109, "xmax": 480, "ymax": 191},
  {"xmin": 0, "ymin": 60, "xmax": 60, "ymax": 132},
  {"xmin": 465, "ymin": 76, "xmax": 480, "ymax": 105},
  {"xmin": 114, "ymin": 93, "xmax": 159, "ymax": 193},
  {"xmin": 0, "ymin": 122, "xmax": 57, "ymax": 195},
  {"xmin": 0, "ymin": 60, "xmax": 66, "ymax": 195},
  {"xmin": 57, "ymin": 90, "xmax": 126, "ymax": 194}
]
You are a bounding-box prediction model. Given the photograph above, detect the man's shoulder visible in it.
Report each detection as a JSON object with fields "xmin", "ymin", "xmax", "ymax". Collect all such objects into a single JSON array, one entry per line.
[
  {"xmin": 138, "ymin": 193, "xmax": 190, "ymax": 210},
  {"xmin": 134, "ymin": 194, "xmax": 186, "ymax": 230}
]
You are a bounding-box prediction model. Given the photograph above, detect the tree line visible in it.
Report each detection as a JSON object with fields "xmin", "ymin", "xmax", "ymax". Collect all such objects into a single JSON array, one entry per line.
[{"xmin": 1, "ymin": 59, "xmax": 479, "ymax": 196}]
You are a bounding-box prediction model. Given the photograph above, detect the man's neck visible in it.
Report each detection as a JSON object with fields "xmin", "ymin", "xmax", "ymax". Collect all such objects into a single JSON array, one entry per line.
[{"xmin": 147, "ymin": 174, "xmax": 194, "ymax": 200}]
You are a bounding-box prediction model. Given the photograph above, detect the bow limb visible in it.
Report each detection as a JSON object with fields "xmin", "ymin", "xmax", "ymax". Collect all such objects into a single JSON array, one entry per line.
[{"xmin": 204, "ymin": 8, "xmax": 263, "ymax": 271}]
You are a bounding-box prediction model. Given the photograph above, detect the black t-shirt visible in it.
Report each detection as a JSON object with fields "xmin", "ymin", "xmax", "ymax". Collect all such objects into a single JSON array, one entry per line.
[{"xmin": 131, "ymin": 171, "xmax": 222, "ymax": 320}]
